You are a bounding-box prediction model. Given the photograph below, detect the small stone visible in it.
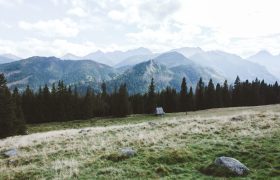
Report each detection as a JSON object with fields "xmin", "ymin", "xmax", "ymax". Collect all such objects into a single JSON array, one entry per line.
[
  {"xmin": 4, "ymin": 149, "xmax": 18, "ymax": 158},
  {"xmin": 120, "ymin": 147, "xmax": 136, "ymax": 157},
  {"xmin": 215, "ymin": 156, "xmax": 249, "ymax": 176},
  {"xmin": 79, "ymin": 129, "xmax": 87, "ymax": 133},
  {"xmin": 231, "ymin": 116, "xmax": 243, "ymax": 121},
  {"xmin": 148, "ymin": 122, "xmax": 157, "ymax": 126}
]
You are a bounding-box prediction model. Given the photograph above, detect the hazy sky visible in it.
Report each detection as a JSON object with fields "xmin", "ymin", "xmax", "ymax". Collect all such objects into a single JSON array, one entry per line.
[{"xmin": 0, "ymin": 0, "xmax": 280, "ymax": 58}]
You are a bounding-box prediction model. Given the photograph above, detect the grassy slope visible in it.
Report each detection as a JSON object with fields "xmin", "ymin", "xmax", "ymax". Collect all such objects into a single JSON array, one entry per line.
[{"xmin": 0, "ymin": 105, "xmax": 280, "ymax": 179}]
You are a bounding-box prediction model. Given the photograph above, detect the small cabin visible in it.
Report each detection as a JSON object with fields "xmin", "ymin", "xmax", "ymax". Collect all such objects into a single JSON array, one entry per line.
[{"xmin": 155, "ymin": 107, "xmax": 165, "ymax": 116}]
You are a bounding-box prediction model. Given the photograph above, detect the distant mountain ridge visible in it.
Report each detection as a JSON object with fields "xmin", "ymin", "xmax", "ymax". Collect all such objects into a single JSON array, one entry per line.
[
  {"xmin": 108, "ymin": 52, "xmax": 225, "ymax": 94},
  {"xmin": 61, "ymin": 47, "xmax": 153, "ymax": 66},
  {"xmin": 0, "ymin": 47, "xmax": 279, "ymax": 94},
  {"xmin": 0, "ymin": 56, "xmax": 118, "ymax": 90},
  {"xmin": 0, "ymin": 53, "xmax": 21, "ymax": 64},
  {"xmin": 190, "ymin": 50, "xmax": 277, "ymax": 83},
  {"xmin": 247, "ymin": 50, "xmax": 280, "ymax": 78}
]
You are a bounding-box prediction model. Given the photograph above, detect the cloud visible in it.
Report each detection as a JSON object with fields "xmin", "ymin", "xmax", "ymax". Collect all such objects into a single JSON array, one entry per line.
[
  {"xmin": 107, "ymin": 0, "xmax": 181, "ymax": 28},
  {"xmin": 1, "ymin": 0, "xmax": 280, "ymax": 57},
  {"xmin": 67, "ymin": 7, "xmax": 88, "ymax": 17},
  {"xmin": 0, "ymin": 38, "xmax": 98, "ymax": 58},
  {"xmin": 0, "ymin": 0, "xmax": 23, "ymax": 7},
  {"xmin": 18, "ymin": 18, "xmax": 79, "ymax": 38}
]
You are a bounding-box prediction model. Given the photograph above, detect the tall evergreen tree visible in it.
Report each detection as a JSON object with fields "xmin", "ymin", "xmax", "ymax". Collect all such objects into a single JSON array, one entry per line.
[
  {"xmin": 12, "ymin": 87, "xmax": 26, "ymax": 134},
  {"xmin": 117, "ymin": 84, "xmax": 130, "ymax": 117},
  {"xmin": 232, "ymin": 76, "xmax": 242, "ymax": 106},
  {"xmin": 22, "ymin": 85, "xmax": 35, "ymax": 123},
  {"xmin": 188, "ymin": 87, "xmax": 195, "ymax": 111},
  {"xmin": 147, "ymin": 78, "xmax": 156, "ymax": 113},
  {"xmin": 195, "ymin": 78, "xmax": 205, "ymax": 109},
  {"xmin": 205, "ymin": 79, "xmax": 216, "ymax": 108},
  {"xmin": 180, "ymin": 77, "xmax": 188, "ymax": 111},
  {"xmin": 0, "ymin": 74, "xmax": 26, "ymax": 138},
  {"xmin": 215, "ymin": 83, "xmax": 223, "ymax": 108},
  {"xmin": 82, "ymin": 87, "xmax": 95, "ymax": 119},
  {"xmin": 222, "ymin": 80, "xmax": 231, "ymax": 107}
]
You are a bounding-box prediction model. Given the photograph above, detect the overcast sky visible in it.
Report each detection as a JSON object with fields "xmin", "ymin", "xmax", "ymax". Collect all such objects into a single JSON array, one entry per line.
[{"xmin": 0, "ymin": 0, "xmax": 280, "ymax": 58}]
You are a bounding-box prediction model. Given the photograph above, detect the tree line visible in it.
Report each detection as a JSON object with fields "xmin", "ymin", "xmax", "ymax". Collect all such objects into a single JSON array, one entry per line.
[{"xmin": 1, "ymin": 73, "xmax": 280, "ymax": 138}]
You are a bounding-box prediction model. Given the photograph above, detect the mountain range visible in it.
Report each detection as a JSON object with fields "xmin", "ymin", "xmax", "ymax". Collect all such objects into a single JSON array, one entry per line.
[
  {"xmin": 247, "ymin": 50, "xmax": 280, "ymax": 78},
  {"xmin": 0, "ymin": 56, "xmax": 117, "ymax": 90},
  {"xmin": 0, "ymin": 47, "xmax": 279, "ymax": 93},
  {"xmin": 61, "ymin": 47, "xmax": 153, "ymax": 66},
  {"xmin": 0, "ymin": 54, "xmax": 21, "ymax": 64}
]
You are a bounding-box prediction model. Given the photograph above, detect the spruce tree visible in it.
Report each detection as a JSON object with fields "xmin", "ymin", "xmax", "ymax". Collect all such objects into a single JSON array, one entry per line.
[
  {"xmin": 215, "ymin": 83, "xmax": 223, "ymax": 108},
  {"xmin": 82, "ymin": 87, "xmax": 95, "ymax": 119},
  {"xmin": 232, "ymin": 76, "xmax": 241, "ymax": 106},
  {"xmin": 195, "ymin": 78, "xmax": 205, "ymax": 110},
  {"xmin": 22, "ymin": 85, "xmax": 35, "ymax": 123},
  {"xmin": 12, "ymin": 87, "xmax": 27, "ymax": 134},
  {"xmin": 222, "ymin": 80, "xmax": 231, "ymax": 107},
  {"xmin": 117, "ymin": 84, "xmax": 130, "ymax": 117},
  {"xmin": 180, "ymin": 77, "xmax": 188, "ymax": 111},
  {"xmin": 188, "ymin": 87, "xmax": 195, "ymax": 111},
  {"xmin": 205, "ymin": 79, "xmax": 216, "ymax": 108},
  {"xmin": 147, "ymin": 78, "xmax": 156, "ymax": 113},
  {"xmin": 0, "ymin": 74, "xmax": 26, "ymax": 138}
]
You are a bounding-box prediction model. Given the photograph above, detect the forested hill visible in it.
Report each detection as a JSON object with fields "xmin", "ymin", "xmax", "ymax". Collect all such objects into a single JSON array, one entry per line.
[
  {"xmin": 0, "ymin": 50, "xmax": 278, "ymax": 94},
  {"xmin": 0, "ymin": 56, "xmax": 118, "ymax": 90}
]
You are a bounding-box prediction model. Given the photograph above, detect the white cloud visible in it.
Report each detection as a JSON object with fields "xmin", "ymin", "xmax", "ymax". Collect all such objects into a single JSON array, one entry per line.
[
  {"xmin": 0, "ymin": 38, "xmax": 98, "ymax": 58},
  {"xmin": 18, "ymin": 18, "xmax": 79, "ymax": 38},
  {"xmin": 0, "ymin": 0, "xmax": 23, "ymax": 7},
  {"xmin": 67, "ymin": 7, "xmax": 88, "ymax": 17},
  {"xmin": 1, "ymin": 0, "xmax": 280, "ymax": 57}
]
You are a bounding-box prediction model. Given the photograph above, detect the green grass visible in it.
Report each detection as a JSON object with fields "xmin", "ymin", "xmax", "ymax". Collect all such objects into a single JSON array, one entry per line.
[
  {"xmin": 27, "ymin": 113, "xmax": 179, "ymax": 134},
  {"xmin": 77, "ymin": 133, "xmax": 280, "ymax": 179},
  {"xmin": 1, "ymin": 105, "xmax": 280, "ymax": 179}
]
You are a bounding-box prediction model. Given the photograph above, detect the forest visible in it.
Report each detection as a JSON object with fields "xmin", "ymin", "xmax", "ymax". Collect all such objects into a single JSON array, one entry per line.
[{"xmin": 1, "ymin": 73, "xmax": 280, "ymax": 138}]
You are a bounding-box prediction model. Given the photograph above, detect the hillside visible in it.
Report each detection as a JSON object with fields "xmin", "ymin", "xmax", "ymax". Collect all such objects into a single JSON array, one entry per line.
[
  {"xmin": 248, "ymin": 50, "xmax": 280, "ymax": 79},
  {"xmin": 0, "ymin": 105, "xmax": 279, "ymax": 179},
  {"xmin": 0, "ymin": 48, "xmax": 279, "ymax": 93},
  {"xmin": 0, "ymin": 57, "xmax": 118, "ymax": 90},
  {"xmin": 190, "ymin": 51, "xmax": 278, "ymax": 83},
  {"xmin": 109, "ymin": 52, "xmax": 225, "ymax": 94}
]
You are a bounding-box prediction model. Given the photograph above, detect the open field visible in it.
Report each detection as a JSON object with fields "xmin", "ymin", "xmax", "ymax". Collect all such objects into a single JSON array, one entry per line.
[{"xmin": 1, "ymin": 105, "xmax": 280, "ymax": 179}]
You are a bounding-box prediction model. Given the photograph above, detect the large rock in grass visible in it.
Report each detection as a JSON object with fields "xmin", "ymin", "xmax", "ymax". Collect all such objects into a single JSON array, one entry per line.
[
  {"xmin": 3, "ymin": 149, "xmax": 18, "ymax": 158},
  {"xmin": 214, "ymin": 156, "xmax": 249, "ymax": 176},
  {"xmin": 120, "ymin": 147, "xmax": 136, "ymax": 157}
]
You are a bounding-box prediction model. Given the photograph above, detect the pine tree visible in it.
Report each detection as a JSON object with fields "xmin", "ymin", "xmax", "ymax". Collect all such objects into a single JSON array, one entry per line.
[
  {"xmin": 147, "ymin": 78, "xmax": 156, "ymax": 113},
  {"xmin": 195, "ymin": 78, "xmax": 205, "ymax": 110},
  {"xmin": 111, "ymin": 86, "xmax": 119, "ymax": 116},
  {"xmin": 82, "ymin": 87, "xmax": 95, "ymax": 119},
  {"xmin": 22, "ymin": 85, "xmax": 35, "ymax": 123},
  {"xmin": 100, "ymin": 82, "xmax": 109, "ymax": 116},
  {"xmin": 0, "ymin": 74, "xmax": 26, "ymax": 138},
  {"xmin": 117, "ymin": 84, "xmax": 130, "ymax": 117},
  {"xmin": 232, "ymin": 76, "xmax": 241, "ymax": 106},
  {"xmin": 215, "ymin": 83, "xmax": 223, "ymax": 108},
  {"xmin": 180, "ymin": 77, "xmax": 188, "ymax": 111},
  {"xmin": 188, "ymin": 87, "xmax": 195, "ymax": 111},
  {"xmin": 222, "ymin": 80, "xmax": 231, "ymax": 107},
  {"xmin": 12, "ymin": 87, "xmax": 27, "ymax": 134},
  {"xmin": 205, "ymin": 79, "xmax": 216, "ymax": 108}
]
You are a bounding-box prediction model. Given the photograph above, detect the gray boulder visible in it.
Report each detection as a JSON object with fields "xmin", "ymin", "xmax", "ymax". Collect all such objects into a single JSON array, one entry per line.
[
  {"xmin": 120, "ymin": 147, "xmax": 136, "ymax": 157},
  {"xmin": 4, "ymin": 149, "xmax": 18, "ymax": 158},
  {"xmin": 215, "ymin": 156, "xmax": 249, "ymax": 175}
]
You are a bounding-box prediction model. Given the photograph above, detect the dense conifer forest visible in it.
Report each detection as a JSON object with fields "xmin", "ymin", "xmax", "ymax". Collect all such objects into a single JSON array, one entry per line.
[{"xmin": 1, "ymin": 73, "xmax": 280, "ymax": 138}]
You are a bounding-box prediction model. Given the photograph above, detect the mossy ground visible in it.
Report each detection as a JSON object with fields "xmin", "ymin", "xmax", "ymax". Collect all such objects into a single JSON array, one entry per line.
[{"xmin": 0, "ymin": 105, "xmax": 280, "ymax": 179}]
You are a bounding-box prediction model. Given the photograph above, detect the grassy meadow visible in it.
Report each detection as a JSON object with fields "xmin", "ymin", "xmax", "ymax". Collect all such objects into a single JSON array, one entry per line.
[{"xmin": 0, "ymin": 105, "xmax": 280, "ymax": 179}]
